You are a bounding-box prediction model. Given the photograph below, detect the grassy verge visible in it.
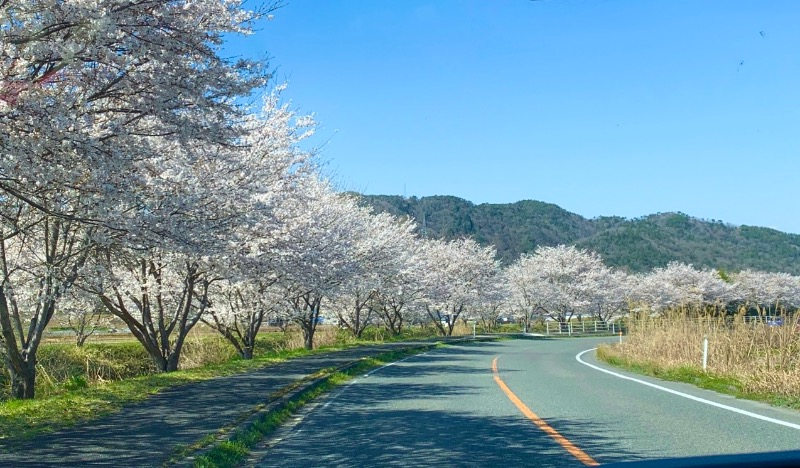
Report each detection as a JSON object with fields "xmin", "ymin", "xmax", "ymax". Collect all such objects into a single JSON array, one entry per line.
[
  {"xmin": 192, "ymin": 345, "xmax": 439, "ymax": 468},
  {"xmin": 0, "ymin": 322, "xmax": 472, "ymax": 442},
  {"xmin": 596, "ymin": 345, "xmax": 800, "ymax": 411},
  {"xmin": 0, "ymin": 342, "xmax": 375, "ymax": 441}
]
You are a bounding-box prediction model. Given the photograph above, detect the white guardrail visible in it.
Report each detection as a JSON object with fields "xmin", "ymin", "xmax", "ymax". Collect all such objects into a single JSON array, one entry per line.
[{"xmin": 544, "ymin": 321, "xmax": 625, "ymax": 336}]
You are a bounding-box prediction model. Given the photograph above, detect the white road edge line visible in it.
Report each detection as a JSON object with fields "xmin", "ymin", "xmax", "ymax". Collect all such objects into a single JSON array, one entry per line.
[
  {"xmin": 321, "ymin": 351, "xmax": 429, "ymax": 409},
  {"xmin": 576, "ymin": 348, "xmax": 800, "ymax": 431},
  {"xmin": 362, "ymin": 351, "xmax": 428, "ymax": 378}
]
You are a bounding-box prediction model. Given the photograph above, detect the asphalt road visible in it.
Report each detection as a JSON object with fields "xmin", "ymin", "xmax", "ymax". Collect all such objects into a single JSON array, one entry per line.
[{"xmin": 253, "ymin": 337, "xmax": 800, "ymax": 467}]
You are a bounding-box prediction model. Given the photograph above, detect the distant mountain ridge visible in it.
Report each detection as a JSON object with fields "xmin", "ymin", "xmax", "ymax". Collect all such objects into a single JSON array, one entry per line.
[{"xmin": 358, "ymin": 194, "xmax": 800, "ymax": 275}]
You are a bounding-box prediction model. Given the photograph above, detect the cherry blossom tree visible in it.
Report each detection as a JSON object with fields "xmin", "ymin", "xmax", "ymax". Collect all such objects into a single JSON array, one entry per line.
[
  {"xmin": 57, "ymin": 289, "xmax": 110, "ymax": 347},
  {"xmin": 418, "ymin": 238, "xmax": 499, "ymax": 336},
  {"xmin": 193, "ymin": 85, "xmax": 317, "ymax": 359},
  {"xmin": 732, "ymin": 270, "xmax": 800, "ymax": 313},
  {"xmin": 204, "ymin": 280, "xmax": 283, "ymax": 359},
  {"xmin": 372, "ymin": 243, "xmax": 426, "ymax": 335},
  {"xmin": 95, "ymin": 82, "xmax": 318, "ymax": 369},
  {"xmin": 0, "ymin": 206, "xmax": 96, "ymax": 397},
  {"xmin": 470, "ymin": 276, "xmax": 509, "ymax": 332},
  {"xmin": 0, "ymin": 0, "xmax": 273, "ymax": 397},
  {"xmin": 584, "ymin": 270, "xmax": 632, "ymax": 322},
  {"xmin": 88, "ymin": 138, "xmax": 241, "ymax": 372},
  {"xmin": 0, "ymin": 0, "xmax": 270, "ymax": 231},
  {"xmin": 632, "ymin": 262, "xmax": 738, "ymax": 314},
  {"xmin": 273, "ymin": 179, "xmax": 367, "ymax": 349},
  {"xmin": 330, "ymin": 213, "xmax": 417, "ymax": 338},
  {"xmin": 505, "ymin": 245, "xmax": 612, "ymax": 325},
  {"xmin": 504, "ymin": 253, "xmax": 548, "ymax": 332},
  {"xmin": 94, "ymin": 251, "xmax": 219, "ymax": 372}
]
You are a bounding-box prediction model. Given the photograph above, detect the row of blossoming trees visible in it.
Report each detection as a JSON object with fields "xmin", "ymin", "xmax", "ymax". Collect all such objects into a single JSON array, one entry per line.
[
  {"xmin": 504, "ymin": 247, "xmax": 800, "ymax": 328},
  {"xmin": 0, "ymin": 0, "xmax": 509, "ymax": 399},
  {"xmin": 2, "ymin": 1, "xmax": 800, "ymax": 401}
]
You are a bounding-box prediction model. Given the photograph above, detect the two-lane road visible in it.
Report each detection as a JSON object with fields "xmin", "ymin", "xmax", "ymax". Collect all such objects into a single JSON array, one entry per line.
[{"xmin": 253, "ymin": 337, "xmax": 800, "ymax": 466}]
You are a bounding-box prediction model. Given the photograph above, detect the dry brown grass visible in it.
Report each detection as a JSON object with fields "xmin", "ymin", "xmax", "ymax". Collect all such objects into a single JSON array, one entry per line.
[
  {"xmin": 180, "ymin": 330, "xmax": 239, "ymax": 369},
  {"xmin": 5, "ymin": 322, "xmax": 441, "ymax": 400},
  {"xmin": 602, "ymin": 309, "xmax": 800, "ymax": 398},
  {"xmin": 6, "ymin": 326, "xmax": 336, "ymax": 399}
]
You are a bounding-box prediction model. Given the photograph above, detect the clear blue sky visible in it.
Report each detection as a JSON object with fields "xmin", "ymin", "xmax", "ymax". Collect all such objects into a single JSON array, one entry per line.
[{"xmin": 224, "ymin": 0, "xmax": 800, "ymax": 233}]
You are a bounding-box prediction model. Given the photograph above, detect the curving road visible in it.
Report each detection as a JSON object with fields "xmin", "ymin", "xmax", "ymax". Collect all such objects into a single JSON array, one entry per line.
[{"xmin": 252, "ymin": 337, "xmax": 800, "ymax": 467}]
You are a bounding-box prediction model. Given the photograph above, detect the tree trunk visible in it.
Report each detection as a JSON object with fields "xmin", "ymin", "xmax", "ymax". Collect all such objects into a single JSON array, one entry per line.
[
  {"xmin": 303, "ymin": 295, "xmax": 321, "ymax": 350},
  {"xmin": 99, "ymin": 258, "xmax": 210, "ymax": 374},
  {"xmin": 352, "ymin": 306, "xmax": 372, "ymax": 338},
  {"xmin": 339, "ymin": 292, "xmax": 374, "ymax": 339},
  {"xmin": 202, "ymin": 314, "xmax": 251, "ymax": 360},
  {"xmin": 392, "ymin": 315, "xmax": 403, "ymax": 335},
  {"xmin": 426, "ymin": 306, "xmax": 448, "ymax": 336},
  {"xmin": 240, "ymin": 327, "xmax": 257, "ymax": 360},
  {"xmin": 303, "ymin": 324, "xmax": 316, "ymax": 350},
  {"xmin": 379, "ymin": 303, "xmax": 404, "ymax": 335},
  {"xmin": 288, "ymin": 293, "xmax": 321, "ymax": 350},
  {"xmin": 521, "ymin": 313, "xmax": 531, "ymax": 333},
  {"xmin": 76, "ymin": 332, "xmax": 89, "ymax": 346},
  {"xmin": 445, "ymin": 305, "xmax": 464, "ymax": 336},
  {"xmin": 152, "ymin": 354, "xmax": 169, "ymax": 373},
  {"xmin": 10, "ymin": 361, "xmax": 36, "ymax": 399},
  {"xmin": 165, "ymin": 352, "xmax": 180, "ymax": 372}
]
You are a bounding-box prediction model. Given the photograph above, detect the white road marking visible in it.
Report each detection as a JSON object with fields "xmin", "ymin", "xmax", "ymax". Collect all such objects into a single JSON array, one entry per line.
[
  {"xmin": 576, "ymin": 348, "xmax": 800, "ymax": 431},
  {"xmin": 321, "ymin": 351, "xmax": 429, "ymax": 409},
  {"xmin": 362, "ymin": 352, "xmax": 425, "ymax": 378},
  {"xmin": 322, "ymin": 379, "xmax": 359, "ymax": 409},
  {"xmin": 264, "ymin": 351, "xmax": 431, "ymax": 453}
]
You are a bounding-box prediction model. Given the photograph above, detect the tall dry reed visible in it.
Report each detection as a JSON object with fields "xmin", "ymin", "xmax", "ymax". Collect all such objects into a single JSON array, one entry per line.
[{"xmin": 605, "ymin": 308, "xmax": 800, "ymax": 397}]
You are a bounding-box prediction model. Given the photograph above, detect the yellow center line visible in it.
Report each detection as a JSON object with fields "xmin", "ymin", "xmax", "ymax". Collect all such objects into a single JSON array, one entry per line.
[{"xmin": 492, "ymin": 356, "xmax": 599, "ymax": 466}]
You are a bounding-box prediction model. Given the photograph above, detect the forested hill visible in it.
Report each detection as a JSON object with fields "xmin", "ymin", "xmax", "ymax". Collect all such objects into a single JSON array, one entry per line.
[{"xmin": 358, "ymin": 194, "xmax": 800, "ymax": 275}]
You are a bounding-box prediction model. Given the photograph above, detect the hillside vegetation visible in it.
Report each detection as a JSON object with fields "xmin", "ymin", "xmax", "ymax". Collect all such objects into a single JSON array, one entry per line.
[{"xmin": 359, "ymin": 194, "xmax": 800, "ymax": 274}]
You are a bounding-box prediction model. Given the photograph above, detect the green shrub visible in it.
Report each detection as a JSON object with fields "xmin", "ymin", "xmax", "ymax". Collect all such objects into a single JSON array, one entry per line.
[
  {"xmin": 495, "ymin": 323, "xmax": 525, "ymax": 333},
  {"xmin": 253, "ymin": 331, "xmax": 291, "ymax": 355},
  {"xmin": 63, "ymin": 375, "xmax": 89, "ymax": 391}
]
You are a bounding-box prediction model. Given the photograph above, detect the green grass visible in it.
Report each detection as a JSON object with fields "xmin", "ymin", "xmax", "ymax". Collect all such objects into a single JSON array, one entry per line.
[
  {"xmin": 596, "ymin": 345, "xmax": 800, "ymax": 411},
  {"xmin": 193, "ymin": 345, "xmax": 437, "ymax": 468},
  {"xmin": 0, "ymin": 341, "xmax": 372, "ymax": 441},
  {"xmin": 0, "ymin": 323, "xmax": 462, "ymax": 443},
  {"xmin": 0, "ymin": 324, "xmax": 454, "ymax": 442}
]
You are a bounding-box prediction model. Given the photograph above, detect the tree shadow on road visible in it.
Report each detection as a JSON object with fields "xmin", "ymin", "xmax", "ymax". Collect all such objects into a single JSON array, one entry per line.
[
  {"xmin": 258, "ymin": 342, "xmax": 650, "ymax": 467},
  {"xmin": 0, "ymin": 345, "xmax": 419, "ymax": 467},
  {"xmin": 260, "ymin": 377, "xmax": 649, "ymax": 467}
]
